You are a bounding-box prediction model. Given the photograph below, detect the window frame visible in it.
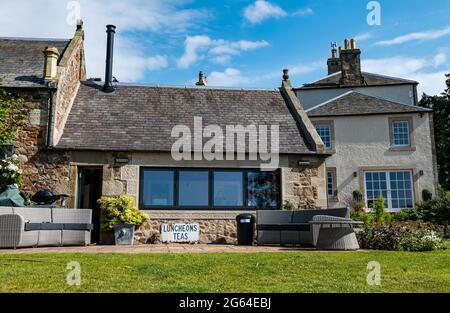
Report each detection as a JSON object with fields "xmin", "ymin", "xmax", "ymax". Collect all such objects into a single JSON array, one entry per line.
[
  {"xmin": 139, "ymin": 167, "xmax": 281, "ymax": 210},
  {"xmin": 363, "ymin": 170, "xmax": 415, "ymax": 212},
  {"xmin": 326, "ymin": 167, "xmax": 338, "ymax": 202},
  {"xmin": 388, "ymin": 117, "xmax": 415, "ymax": 151},
  {"xmin": 313, "ymin": 120, "xmax": 335, "ymax": 153}
]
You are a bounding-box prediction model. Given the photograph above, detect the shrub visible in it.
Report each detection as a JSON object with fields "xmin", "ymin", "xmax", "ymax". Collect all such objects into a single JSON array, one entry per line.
[
  {"xmin": 392, "ymin": 209, "xmax": 413, "ymax": 222},
  {"xmin": 283, "ymin": 200, "xmax": 299, "ymax": 211},
  {"xmin": 357, "ymin": 221, "xmax": 445, "ymax": 251},
  {"xmin": 350, "ymin": 210, "xmax": 373, "ymax": 226},
  {"xmin": 370, "ymin": 196, "xmax": 391, "ymax": 225},
  {"xmin": 422, "ymin": 188, "xmax": 433, "ymax": 201},
  {"xmin": 0, "ymin": 154, "xmax": 22, "ymax": 192},
  {"xmin": 98, "ymin": 195, "xmax": 148, "ymax": 231},
  {"xmin": 411, "ymin": 187, "xmax": 450, "ymax": 226}
]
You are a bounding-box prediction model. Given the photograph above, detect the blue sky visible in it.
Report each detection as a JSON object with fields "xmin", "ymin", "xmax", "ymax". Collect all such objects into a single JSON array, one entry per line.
[{"xmin": 1, "ymin": 0, "xmax": 450, "ymax": 94}]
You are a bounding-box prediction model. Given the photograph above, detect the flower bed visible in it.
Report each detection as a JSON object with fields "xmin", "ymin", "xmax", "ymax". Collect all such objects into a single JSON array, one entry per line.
[{"xmin": 357, "ymin": 221, "xmax": 446, "ymax": 251}]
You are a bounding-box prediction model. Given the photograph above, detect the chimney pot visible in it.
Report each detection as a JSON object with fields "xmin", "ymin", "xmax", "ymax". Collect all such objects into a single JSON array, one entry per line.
[
  {"xmin": 76, "ymin": 19, "xmax": 83, "ymax": 31},
  {"xmin": 43, "ymin": 46, "xmax": 60, "ymax": 81},
  {"xmin": 344, "ymin": 39, "xmax": 350, "ymax": 50},
  {"xmin": 350, "ymin": 38, "xmax": 356, "ymax": 49},
  {"xmin": 196, "ymin": 71, "xmax": 207, "ymax": 86},
  {"xmin": 282, "ymin": 69, "xmax": 289, "ymax": 81},
  {"xmin": 103, "ymin": 24, "xmax": 116, "ymax": 93}
]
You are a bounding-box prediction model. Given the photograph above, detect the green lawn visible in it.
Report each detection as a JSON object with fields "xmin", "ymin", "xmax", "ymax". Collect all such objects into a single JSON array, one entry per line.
[{"xmin": 1, "ymin": 247, "xmax": 449, "ymax": 293}]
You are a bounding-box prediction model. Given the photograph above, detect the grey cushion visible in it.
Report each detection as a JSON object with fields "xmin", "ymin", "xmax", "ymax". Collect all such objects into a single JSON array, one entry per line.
[
  {"xmin": 0, "ymin": 207, "xmax": 13, "ymax": 215},
  {"xmin": 52, "ymin": 208, "xmax": 92, "ymax": 223},
  {"xmin": 13, "ymin": 208, "xmax": 52, "ymax": 223}
]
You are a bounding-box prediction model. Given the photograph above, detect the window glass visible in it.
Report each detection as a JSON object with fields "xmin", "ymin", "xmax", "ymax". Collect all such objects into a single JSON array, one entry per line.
[
  {"xmin": 179, "ymin": 171, "xmax": 209, "ymax": 206},
  {"xmin": 327, "ymin": 171, "xmax": 334, "ymax": 197},
  {"xmin": 315, "ymin": 125, "xmax": 332, "ymax": 149},
  {"xmin": 393, "ymin": 121, "xmax": 410, "ymax": 146},
  {"xmin": 390, "ymin": 171, "xmax": 413, "ymax": 210},
  {"xmin": 247, "ymin": 171, "xmax": 280, "ymax": 208},
  {"xmin": 142, "ymin": 170, "xmax": 174, "ymax": 206},
  {"xmin": 213, "ymin": 171, "xmax": 243, "ymax": 206}
]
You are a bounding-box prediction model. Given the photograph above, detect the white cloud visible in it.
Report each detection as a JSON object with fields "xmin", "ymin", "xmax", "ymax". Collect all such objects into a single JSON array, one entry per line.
[
  {"xmin": 293, "ymin": 8, "xmax": 314, "ymax": 16},
  {"xmin": 146, "ymin": 55, "xmax": 168, "ymax": 71},
  {"xmin": 375, "ymin": 26, "xmax": 450, "ymax": 46},
  {"xmin": 209, "ymin": 40, "xmax": 269, "ymax": 55},
  {"xmin": 207, "ymin": 68, "xmax": 249, "ymax": 86},
  {"xmin": 243, "ymin": 0, "xmax": 287, "ymax": 24},
  {"xmin": 354, "ymin": 32, "xmax": 372, "ymax": 42},
  {"xmin": 177, "ymin": 36, "xmax": 269, "ymax": 68},
  {"xmin": 433, "ymin": 53, "xmax": 447, "ymax": 67},
  {"xmin": 177, "ymin": 35, "xmax": 212, "ymax": 69},
  {"xmin": 362, "ymin": 54, "xmax": 449, "ymax": 95},
  {"xmin": 211, "ymin": 55, "xmax": 231, "ymax": 65},
  {"xmin": 0, "ymin": 0, "xmax": 209, "ymax": 82}
]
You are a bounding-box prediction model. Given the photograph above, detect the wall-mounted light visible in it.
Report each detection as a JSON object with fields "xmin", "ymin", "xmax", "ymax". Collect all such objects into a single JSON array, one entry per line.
[
  {"xmin": 298, "ymin": 160, "xmax": 311, "ymax": 166},
  {"xmin": 419, "ymin": 170, "xmax": 424, "ymax": 177},
  {"xmin": 353, "ymin": 172, "xmax": 358, "ymax": 178},
  {"xmin": 114, "ymin": 156, "xmax": 129, "ymax": 164}
]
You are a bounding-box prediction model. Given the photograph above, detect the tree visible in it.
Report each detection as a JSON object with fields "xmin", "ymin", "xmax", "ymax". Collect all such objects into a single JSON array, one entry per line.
[
  {"xmin": 0, "ymin": 79, "xmax": 29, "ymax": 144},
  {"xmin": 419, "ymin": 74, "xmax": 450, "ymax": 190}
]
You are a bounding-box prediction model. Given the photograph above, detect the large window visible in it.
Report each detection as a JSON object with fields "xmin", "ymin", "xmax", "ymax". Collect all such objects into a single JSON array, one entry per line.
[
  {"xmin": 326, "ymin": 168, "xmax": 337, "ymax": 201},
  {"xmin": 247, "ymin": 171, "xmax": 280, "ymax": 208},
  {"xmin": 179, "ymin": 171, "xmax": 209, "ymax": 206},
  {"xmin": 140, "ymin": 168, "xmax": 281, "ymax": 210},
  {"xmin": 364, "ymin": 170, "xmax": 414, "ymax": 212},
  {"xmin": 141, "ymin": 170, "xmax": 174, "ymax": 207}
]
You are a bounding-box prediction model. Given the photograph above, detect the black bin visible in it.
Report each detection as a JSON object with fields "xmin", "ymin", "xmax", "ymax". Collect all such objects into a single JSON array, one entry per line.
[{"xmin": 236, "ymin": 214, "xmax": 255, "ymax": 245}]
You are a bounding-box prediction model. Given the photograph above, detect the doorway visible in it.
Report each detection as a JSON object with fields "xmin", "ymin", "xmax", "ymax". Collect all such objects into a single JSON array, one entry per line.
[{"xmin": 78, "ymin": 167, "xmax": 103, "ymax": 244}]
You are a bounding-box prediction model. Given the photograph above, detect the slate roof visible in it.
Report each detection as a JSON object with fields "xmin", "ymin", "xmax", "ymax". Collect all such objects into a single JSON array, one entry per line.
[
  {"xmin": 56, "ymin": 81, "xmax": 317, "ymax": 154},
  {"xmin": 306, "ymin": 91, "xmax": 431, "ymax": 117},
  {"xmin": 0, "ymin": 38, "xmax": 71, "ymax": 88},
  {"xmin": 298, "ymin": 71, "xmax": 418, "ymax": 90}
]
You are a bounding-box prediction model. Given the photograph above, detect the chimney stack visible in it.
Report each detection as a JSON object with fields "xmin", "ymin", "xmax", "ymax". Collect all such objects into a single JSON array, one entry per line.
[
  {"xmin": 103, "ymin": 25, "xmax": 116, "ymax": 93},
  {"xmin": 339, "ymin": 38, "xmax": 365, "ymax": 86},
  {"xmin": 195, "ymin": 71, "xmax": 208, "ymax": 86},
  {"xmin": 327, "ymin": 42, "xmax": 341, "ymax": 75},
  {"xmin": 43, "ymin": 47, "xmax": 60, "ymax": 81}
]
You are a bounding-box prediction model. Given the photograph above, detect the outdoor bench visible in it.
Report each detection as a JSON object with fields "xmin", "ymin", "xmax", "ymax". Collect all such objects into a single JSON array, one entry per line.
[
  {"xmin": 256, "ymin": 208, "xmax": 349, "ymax": 246},
  {"xmin": 0, "ymin": 206, "xmax": 93, "ymax": 248}
]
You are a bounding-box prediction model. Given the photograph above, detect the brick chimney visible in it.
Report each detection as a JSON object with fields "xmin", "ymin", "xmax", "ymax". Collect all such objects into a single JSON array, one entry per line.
[
  {"xmin": 43, "ymin": 47, "xmax": 60, "ymax": 81},
  {"xmin": 195, "ymin": 71, "xmax": 208, "ymax": 86},
  {"xmin": 327, "ymin": 42, "xmax": 341, "ymax": 75},
  {"xmin": 339, "ymin": 38, "xmax": 366, "ymax": 86}
]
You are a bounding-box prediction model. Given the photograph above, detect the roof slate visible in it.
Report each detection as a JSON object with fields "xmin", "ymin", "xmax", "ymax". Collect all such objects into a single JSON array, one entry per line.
[
  {"xmin": 56, "ymin": 82, "xmax": 316, "ymax": 154},
  {"xmin": 306, "ymin": 91, "xmax": 431, "ymax": 117},
  {"xmin": 299, "ymin": 71, "xmax": 417, "ymax": 90},
  {"xmin": 0, "ymin": 38, "xmax": 70, "ymax": 88}
]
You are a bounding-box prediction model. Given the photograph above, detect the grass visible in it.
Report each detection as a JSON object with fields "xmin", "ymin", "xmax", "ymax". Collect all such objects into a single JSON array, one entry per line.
[{"xmin": 1, "ymin": 246, "xmax": 449, "ymax": 293}]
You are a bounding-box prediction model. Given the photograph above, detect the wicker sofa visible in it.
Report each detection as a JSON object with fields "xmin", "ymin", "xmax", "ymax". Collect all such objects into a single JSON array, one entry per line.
[
  {"xmin": 256, "ymin": 208, "xmax": 350, "ymax": 246},
  {"xmin": 0, "ymin": 207, "xmax": 92, "ymax": 248}
]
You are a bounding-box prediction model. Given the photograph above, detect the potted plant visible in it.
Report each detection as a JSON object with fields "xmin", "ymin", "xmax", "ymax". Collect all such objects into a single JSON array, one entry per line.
[{"xmin": 97, "ymin": 195, "xmax": 148, "ymax": 245}]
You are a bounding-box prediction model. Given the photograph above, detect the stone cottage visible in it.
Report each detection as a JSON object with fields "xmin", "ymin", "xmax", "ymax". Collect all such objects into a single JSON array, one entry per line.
[{"xmin": 0, "ymin": 23, "xmax": 329, "ymax": 244}]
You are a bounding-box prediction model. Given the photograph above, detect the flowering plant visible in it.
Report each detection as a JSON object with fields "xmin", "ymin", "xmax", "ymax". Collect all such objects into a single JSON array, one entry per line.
[{"xmin": 0, "ymin": 154, "xmax": 22, "ymax": 192}]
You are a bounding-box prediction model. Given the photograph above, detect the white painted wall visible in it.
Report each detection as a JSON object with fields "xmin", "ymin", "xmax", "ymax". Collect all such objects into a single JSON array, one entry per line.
[
  {"xmin": 297, "ymin": 84, "xmax": 416, "ymax": 110},
  {"xmin": 311, "ymin": 113, "xmax": 436, "ymax": 211}
]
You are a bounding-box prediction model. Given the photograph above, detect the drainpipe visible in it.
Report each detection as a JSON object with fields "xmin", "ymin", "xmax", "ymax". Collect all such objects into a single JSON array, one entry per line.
[{"xmin": 46, "ymin": 87, "xmax": 56, "ymax": 148}]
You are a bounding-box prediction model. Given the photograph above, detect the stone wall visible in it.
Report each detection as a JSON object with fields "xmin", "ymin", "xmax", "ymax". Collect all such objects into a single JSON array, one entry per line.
[
  {"xmin": 53, "ymin": 30, "xmax": 86, "ymax": 145},
  {"xmin": 135, "ymin": 219, "xmax": 238, "ymax": 245}
]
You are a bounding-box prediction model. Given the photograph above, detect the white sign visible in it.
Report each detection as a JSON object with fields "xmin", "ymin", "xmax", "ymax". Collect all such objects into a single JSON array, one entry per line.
[{"xmin": 161, "ymin": 223, "xmax": 200, "ymax": 243}]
